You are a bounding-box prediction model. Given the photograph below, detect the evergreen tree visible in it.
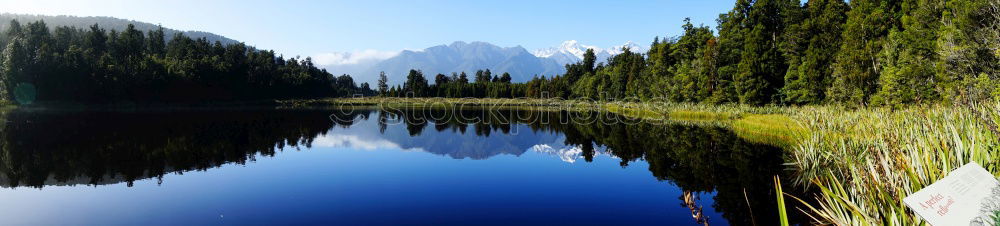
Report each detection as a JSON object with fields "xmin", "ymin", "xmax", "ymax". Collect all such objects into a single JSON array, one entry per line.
[
  {"xmin": 582, "ymin": 49, "xmax": 596, "ymax": 73},
  {"xmin": 666, "ymin": 18, "xmax": 716, "ymax": 102},
  {"xmin": 147, "ymin": 26, "xmax": 165, "ymax": 57},
  {"xmin": 458, "ymin": 71, "xmax": 469, "ymax": 84},
  {"xmin": 782, "ymin": 0, "xmax": 848, "ymax": 104},
  {"xmin": 0, "ymin": 20, "xmax": 347, "ymax": 103},
  {"xmin": 403, "ymin": 69, "xmax": 428, "ymax": 97},
  {"xmin": 377, "ymin": 71, "xmax": 388, "ymax": 96},
  {"xmin": 499, "ymin": 72, "xmax": 512, "ymax": 84},
  {"xmin": 0, "ymin": 37, "xmax": 27, "ymax": 102},
  {"xmin": 734, "ymin": 0, "xmax": 798, "ymax": 105},
  {"xmin": 829, "ymin": 0, "xmax": 902, "ymax": 105},
  {"xmin": 434, "ymin": 73, "xmax": 450, "ymax": 85},
  {"xmin": 474, "ymin": 70, "xmax": 486, "ymax": 83},
  {"xmin": 936, "ymin": 0, "xmax": 1000, "ymax": 103},
  {"xmin": 711, "ymin": 0, "xmax": 752, "ymax": 103},
  {"xmin": 872, "ymin": 0, "xmax": 944, "ymax": 106}
]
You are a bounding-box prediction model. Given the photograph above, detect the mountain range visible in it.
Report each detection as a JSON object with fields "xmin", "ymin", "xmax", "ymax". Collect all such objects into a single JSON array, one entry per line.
[
  {"xmin": 324, "ymin": 40, "xmax": 647, "ymax": 85},
  {"xmin": 353, "ymin": 41, "xmax": 563, "ymax": 86}
]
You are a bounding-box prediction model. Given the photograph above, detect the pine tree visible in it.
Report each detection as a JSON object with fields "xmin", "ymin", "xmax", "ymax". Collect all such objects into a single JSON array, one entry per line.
[
  {"xmin": 665, "ymin": 18, "xmax": 716, "ymax": 102},
  {"xmin": 871, "ymin": 0, "xmax": 944, "ymax": 106},
  {"xmin": 936, "ymin": 0, "xmax": 1000, "ymax": 103},
  {"xmin": 734, "ymin": 0, "xmax": 798, "ymax": 105},
  {"xmin": 0, "ymin": 38, "xmax": 27, "ymax": 102},
  {"xmin": 829, "ymin": 0, "xmax": 902, "ymax": 105},
  {"xmin": 404, "ymin": 69, "xmax": 428, "ymax": 97},
  {"xmin": 147, "ymin": 26, "xmax": 166, "ymax": 57},
  {"xmin": 499, "ymin": 72, "xmax": 512, "ymax": 83},
  {"xmin": 474, "ymin": 70, "xmax": 486, "ymax": 83},
  {"xmin": 782, "ymin": 0, "xmax": 848, "ymax": 104},
  {"xmin": 434, "ymin": 73, "xmax": 450, "ymax": 85},
  {"xmin": 458, "ymin": 71, "xmax": 469, "ymax": 84},
  {"xmin": 711, "ymin": 0, "xmax": 752, "ymax": 103},
  {"xmin": 377, "ymin": 71, "xmax": 388, "ymax": 96}
]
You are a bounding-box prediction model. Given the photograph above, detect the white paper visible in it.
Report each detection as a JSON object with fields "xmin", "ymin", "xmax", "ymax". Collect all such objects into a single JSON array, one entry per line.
[{"xmin": 903, "ymin": 162, "xmax": 1000, "ymax": 226}]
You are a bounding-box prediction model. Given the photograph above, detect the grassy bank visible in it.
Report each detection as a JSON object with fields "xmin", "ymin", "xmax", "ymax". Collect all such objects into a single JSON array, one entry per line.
[{"xmin": 296, "ymin": 97, "xmax": 1000, "ymax": 225}]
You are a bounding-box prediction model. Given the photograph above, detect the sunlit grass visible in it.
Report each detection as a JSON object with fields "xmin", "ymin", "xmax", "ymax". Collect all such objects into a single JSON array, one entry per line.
[
  {"xmin": 733, "ymin": 114, "xmax": 808, "ymax": 148},
  {"xmin": 783, "ymin": 103, "xmax": 1000, "ymax": 225}
]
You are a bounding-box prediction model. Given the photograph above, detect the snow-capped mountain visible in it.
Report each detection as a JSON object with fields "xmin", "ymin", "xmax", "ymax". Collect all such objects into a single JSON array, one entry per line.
[
  {"xmin": 531, "ymin": 40, "xmax": 647, "ymax": 66},
  {"xmin": 607, "ymin": 41, "xmax": 645, "ymax": 55},
  {"xmin": 530, "ymin": 40, "xmax": 601, "ymax": 66},
  {"xmin": 357, "ymin": 41, "xmax": 564, "ymax": 85},
  {"xmin": 318, "ymin": 40, "xmax": 647, "ymax": 85}
]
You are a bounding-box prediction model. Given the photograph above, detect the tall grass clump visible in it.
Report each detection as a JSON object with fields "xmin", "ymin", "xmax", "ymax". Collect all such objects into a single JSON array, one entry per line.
[
  {"xmin": 788, "ymin": 103, "xmax": 1000, "ymax": 225},
  {"xmin": 732, "ymin": 114, "xmax": 809, "ymax": 148}
]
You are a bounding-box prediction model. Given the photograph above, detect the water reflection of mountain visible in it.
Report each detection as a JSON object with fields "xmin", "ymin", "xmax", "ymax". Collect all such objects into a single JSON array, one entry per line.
[
  {"xmin": 0, "ymin": 108, "xmax": 808, "ymax": 225},
  {"xmin": 374, "ymin": 110, "xmax": 564, "ymax": 160}
]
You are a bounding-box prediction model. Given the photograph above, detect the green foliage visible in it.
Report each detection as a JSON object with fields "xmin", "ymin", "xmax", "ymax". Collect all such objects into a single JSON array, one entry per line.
[
  {"xmin": 0, "ymin": 20, "xmax": 363, "ymax": 104},
  {"xmin": 2, "ymin": 0, "xmax": 997, "ymax": 109},
  {"xmin": 735, "ymin": 0, "xmax": 798, "ymax": 105},
  {"xmin": 403, "ymin": 69, "xmax": 429, "ymax": 97},
  {"xmin": 662, "ymin": 19, "xmax": 718, "ymax": 102},
  {"xmin": 377, "ymin": 71, "xmax": 389, "ymax": 96},
  {"xmin": 936, "ymin": 0, "xmax": 1000, "ymax": 104},
  {"xmin": 712, "ymin": 0, "xmax": 751, "ymax": 104},
  {"xmin": 828, "ymin": 0, "xmax": 902, "ymax": 105},
  {"xmin": 782, "ymin": 0, "xmax": 848, "ymax": 104},
  {"xmin": 871, "ymin": 0, "xmax": 945, "ymax": 107}
]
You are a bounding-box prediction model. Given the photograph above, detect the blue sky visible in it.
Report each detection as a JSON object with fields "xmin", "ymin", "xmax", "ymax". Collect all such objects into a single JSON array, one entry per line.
[{"xmin": 0, "ymin": 0, "xmax": 736, "ymax": 65}]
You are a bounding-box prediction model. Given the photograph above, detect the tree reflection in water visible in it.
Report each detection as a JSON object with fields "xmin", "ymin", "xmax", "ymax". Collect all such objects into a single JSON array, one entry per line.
[{"xmin": 0, "ymin": 107, "xmax": 811, "ymax": 225}]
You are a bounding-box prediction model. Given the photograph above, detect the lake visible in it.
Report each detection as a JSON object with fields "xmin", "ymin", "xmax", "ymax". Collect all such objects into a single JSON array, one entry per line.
[{"xmin": 0, "ymin": 107, "xmax": 810, "ymax": 225}]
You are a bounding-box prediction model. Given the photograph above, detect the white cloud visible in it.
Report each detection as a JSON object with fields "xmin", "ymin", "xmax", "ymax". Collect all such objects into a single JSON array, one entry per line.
[
  {"xmin": 311, "ymin": 134, "xmax": 402, "ymax": 150},
  {"xmin": 312, "ymin": 49, "xmax": 400, "ymax": 66}
]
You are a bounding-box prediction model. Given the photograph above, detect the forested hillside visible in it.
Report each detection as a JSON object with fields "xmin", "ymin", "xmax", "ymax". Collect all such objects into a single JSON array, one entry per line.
[
  {"xmin": 0, "ymin": 20, "xmax": 371, "ymax": 104},
  {"xmin": 0, "ymin": 13, "xmax": 236, "ymax": 45}
]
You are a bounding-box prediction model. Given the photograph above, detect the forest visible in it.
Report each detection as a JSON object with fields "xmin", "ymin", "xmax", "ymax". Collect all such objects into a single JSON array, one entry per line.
[
  {"xmin": 386, "ymin": 0, "xmax": 999, "ymax": 107},
  {"xmin": 0, "ymin": 20, "xmax": 372, "ymax": 104},
  {"xmin": 1, "ymin": 0, "xmax": 998, "ymax": 107}
]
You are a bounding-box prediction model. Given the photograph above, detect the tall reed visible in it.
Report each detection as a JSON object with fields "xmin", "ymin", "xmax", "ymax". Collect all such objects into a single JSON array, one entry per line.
[{"xmin": 787, "ymin": 103, "xmax": 1000, "ymax": 225}]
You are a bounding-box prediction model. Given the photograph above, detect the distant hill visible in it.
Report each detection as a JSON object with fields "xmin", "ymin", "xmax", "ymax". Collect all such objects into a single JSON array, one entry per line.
[
  {"xmin": 0, "ymin": 13, "xmax": 237, "ymax": 45},
  {"xmin": 357, "ymin": 41, "xmax": 564, "ymax": 85}
]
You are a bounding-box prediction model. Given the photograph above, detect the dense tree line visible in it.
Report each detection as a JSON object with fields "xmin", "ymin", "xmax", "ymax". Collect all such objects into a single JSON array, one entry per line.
[
  {"xmin": 0, "ymin": 20, "xmax": 370, "ymax": 104},
  {"xmin": 379, "ymin": 0, "xmax": 999, "ymax": 106},
  {"xmin": 377, "ymin": 68, "xmax": 539, "ymax": 98},
  {"xmin": 3, "ymin": 0, "xmax": 998, "ymax": 107}
]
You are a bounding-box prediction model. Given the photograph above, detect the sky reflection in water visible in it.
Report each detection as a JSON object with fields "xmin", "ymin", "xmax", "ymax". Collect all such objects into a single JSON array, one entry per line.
[{"xmin": 0, "ymin": 108, "xmax": 805, "ymax": 225}]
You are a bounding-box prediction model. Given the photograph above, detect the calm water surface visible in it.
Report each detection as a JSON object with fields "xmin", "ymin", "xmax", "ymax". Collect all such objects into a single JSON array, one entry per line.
[{"xmin": 0, "ymin": 108, "xmax": 809, "ymax": 225}]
